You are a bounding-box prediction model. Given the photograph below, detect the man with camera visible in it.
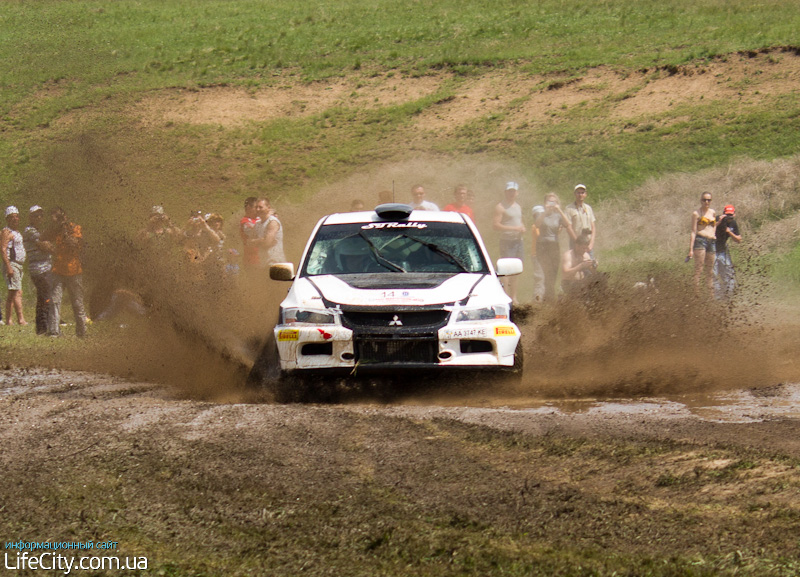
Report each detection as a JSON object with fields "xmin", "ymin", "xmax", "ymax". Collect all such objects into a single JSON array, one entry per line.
[
  {"xmin": 561, "ymin": 231, "xmax": 597, "ymax": 297},
  {"xmin": 713, "ymin": 204, "xmax": 742, "ymax": 300},
  {"xmin": 565, "ymin": 184, "xmax": 596, "ymax": 254}
]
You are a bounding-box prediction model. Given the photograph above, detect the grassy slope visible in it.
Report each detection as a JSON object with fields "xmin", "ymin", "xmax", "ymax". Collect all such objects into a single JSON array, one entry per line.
[{"xmin": 1, "ymin": 0, "xmax": 800, "ymax": 201}]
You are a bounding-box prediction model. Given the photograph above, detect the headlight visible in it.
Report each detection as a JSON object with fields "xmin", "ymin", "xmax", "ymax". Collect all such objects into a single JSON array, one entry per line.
[
  {"xmin": 456, "ymin": 304, "xmax": 510, "ymax": 322},
  {"xmin": 282, "ymin": 308, "xmax": 337, "ymax": 325}
]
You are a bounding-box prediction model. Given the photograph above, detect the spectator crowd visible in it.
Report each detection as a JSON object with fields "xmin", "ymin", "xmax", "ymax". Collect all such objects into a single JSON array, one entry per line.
[{"xmin": 2, "ymin": 183, "xmax": 743, "ymax": 335}]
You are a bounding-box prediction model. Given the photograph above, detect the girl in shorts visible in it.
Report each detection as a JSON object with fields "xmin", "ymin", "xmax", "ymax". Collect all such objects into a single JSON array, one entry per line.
[{"xmin": 688, "ymin": 192, "xmax": 716, "ymax": 297}]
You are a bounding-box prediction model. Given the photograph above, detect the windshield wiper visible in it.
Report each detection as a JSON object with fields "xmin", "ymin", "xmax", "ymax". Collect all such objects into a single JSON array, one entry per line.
[
  {"xmin": 357, "ymin": 232, "xmax": 406, "ymax": 272},
  {"xmin": 400, "ymin": 234, "xmax": 470, "ymax": 272}
]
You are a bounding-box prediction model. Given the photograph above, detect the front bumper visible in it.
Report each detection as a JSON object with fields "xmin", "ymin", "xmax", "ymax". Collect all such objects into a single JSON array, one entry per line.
[{"xmin": 274, "ymin": 321, "xmax": 520, "ymax": 374}]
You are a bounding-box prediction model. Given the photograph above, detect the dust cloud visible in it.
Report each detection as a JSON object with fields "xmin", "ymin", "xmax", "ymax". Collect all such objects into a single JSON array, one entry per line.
[{"xmin": 15, "ymin": 136, "xmax": 800, "ymax": 403}]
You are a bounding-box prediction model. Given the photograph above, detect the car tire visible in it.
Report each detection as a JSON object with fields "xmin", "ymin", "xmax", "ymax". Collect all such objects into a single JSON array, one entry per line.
[
  {"xmin": 500, "ymin": 340, "xmax": 524, "ymax": 385},
  {"xmin": 511, "ymin": 339, "xmax": 524, "ymax": 373},
  {"xmin": 274, "ymin": 372, "xmax": 313, "ymax": 403},
  {"xmin": 245, "ymin": 336, "xmax": 282, "ymax": 396}
]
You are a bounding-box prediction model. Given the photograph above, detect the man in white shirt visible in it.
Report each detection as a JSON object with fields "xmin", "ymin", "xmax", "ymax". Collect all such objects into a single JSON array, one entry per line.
[
  {"xmin": 410, "ymin": 185, "xmax": 439, "ymax": 211},
  {"xmin": 252, "ymin": 197, "xmax": 286, "ymax": 269},
  {"xmin": 492, "ymin": 182, "xmax": 525, "ymax": 304}
]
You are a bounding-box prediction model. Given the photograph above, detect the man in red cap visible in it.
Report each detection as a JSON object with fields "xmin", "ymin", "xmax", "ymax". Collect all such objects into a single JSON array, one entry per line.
[{"xmin": 714, "ymin": 204, "xmax": 742, "ymax": 300}]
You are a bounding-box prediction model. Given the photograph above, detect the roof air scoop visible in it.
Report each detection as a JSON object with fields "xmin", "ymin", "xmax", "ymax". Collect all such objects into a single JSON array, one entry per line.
[{"xmin": 375, "ymin": 203, "xmax": 413, "ymax": 221}]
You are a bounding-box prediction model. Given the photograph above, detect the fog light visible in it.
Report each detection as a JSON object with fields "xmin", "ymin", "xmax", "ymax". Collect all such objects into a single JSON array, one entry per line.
[
  {"xmin": 438, "ymin": 351, "xmax": 453, "ymax": 360},
  {"xmin": 341, "ymin": 351, "xmax": 355, "ymax": 361},
  {"xmin": 301, "ymin": 343, "xmax": 332, "ymax": 356},
  {"xmin": 460, "ymin": 340, "xmax": 493, "ymax": 354}
]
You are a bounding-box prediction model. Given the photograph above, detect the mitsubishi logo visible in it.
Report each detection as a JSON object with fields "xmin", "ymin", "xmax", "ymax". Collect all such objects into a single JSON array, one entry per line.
[{"xmin": 389, "ymin": 315, "xmax": 403, "ymax": 326}]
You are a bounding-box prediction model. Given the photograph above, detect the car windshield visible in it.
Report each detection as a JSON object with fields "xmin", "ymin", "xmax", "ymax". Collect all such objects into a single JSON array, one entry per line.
[{"xmin": 302, "ymin": 221, "xmax": 489, "ymax": 276}]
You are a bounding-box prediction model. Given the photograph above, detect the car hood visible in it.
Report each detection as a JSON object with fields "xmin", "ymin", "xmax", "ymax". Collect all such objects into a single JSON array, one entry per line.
[{"xmin": 288, "ymin": 273, "xmax": 505, "ymax": 308}]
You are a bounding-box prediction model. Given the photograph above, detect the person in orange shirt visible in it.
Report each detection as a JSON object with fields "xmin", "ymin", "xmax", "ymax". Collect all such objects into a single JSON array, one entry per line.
[
  {"xmin": 43, "ymin": 207, "xmax": 86, "ymax": 337},
  {"xmin": 443, "ymin": 185, "xmax": 474, "ymax": 221}
]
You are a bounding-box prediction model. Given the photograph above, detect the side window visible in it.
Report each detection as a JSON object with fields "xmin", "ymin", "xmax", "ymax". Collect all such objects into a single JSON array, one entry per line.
[{"xmin": 305, "ymin": 241, "xmax": 331, "ymax": 275}]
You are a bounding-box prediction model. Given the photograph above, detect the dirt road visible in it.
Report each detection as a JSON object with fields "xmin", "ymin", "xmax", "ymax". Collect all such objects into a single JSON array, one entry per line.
[{"xmin": 3, "ymin": 365, "xmax": 800, "ymax": 576}]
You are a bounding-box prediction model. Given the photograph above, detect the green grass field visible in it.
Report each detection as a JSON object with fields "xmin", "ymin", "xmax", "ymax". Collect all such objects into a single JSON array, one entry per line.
[{"xmin": 2, "ymin": 0, "xmax": 800, "ymax": 199}]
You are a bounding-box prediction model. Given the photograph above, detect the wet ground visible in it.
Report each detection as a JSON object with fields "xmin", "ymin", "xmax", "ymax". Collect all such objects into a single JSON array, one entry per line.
[
  {"xmin": 4, "ymin": 367, "xmax": 799, "ymax": 424},
  {"xmin": 427, "ymin": 382, "xmax": 800, "ymax": 424},
  {"xmin": 3, "ymin": 367, "xmax": 800, "ymax": 575}
]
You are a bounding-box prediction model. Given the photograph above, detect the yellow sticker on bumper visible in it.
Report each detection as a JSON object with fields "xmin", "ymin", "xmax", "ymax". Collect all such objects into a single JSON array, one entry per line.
[
  {"xmin": 278, "ymin": 329, "xmax": 299, "ymax": 341},
  {"xmin": 494, "ymin": 326, "xmax": 516, "ymax": 337}
]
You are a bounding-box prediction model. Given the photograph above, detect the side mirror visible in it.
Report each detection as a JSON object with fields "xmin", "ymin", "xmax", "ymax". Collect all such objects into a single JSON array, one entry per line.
[
  {"xmin": 496, "ymin": 258, "xmax": 523, "ymax": 277},
  {"xmin": 269, "ymin": 263, "xmax": 295, "ymax": 281}
]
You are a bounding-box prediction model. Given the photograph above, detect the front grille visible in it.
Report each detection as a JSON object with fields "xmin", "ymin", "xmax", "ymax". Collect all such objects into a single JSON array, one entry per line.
[
  {"xmin": 356, "ymin": 337, "xmax": 439, "ymax": 364},
  {"xmin": 342, "ymin": 310, "xmax": 449, "ymax": 333}
]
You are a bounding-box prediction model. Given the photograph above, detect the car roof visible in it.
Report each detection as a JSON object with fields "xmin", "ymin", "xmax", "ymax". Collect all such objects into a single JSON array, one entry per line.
[{"xmin": 322, "ymin": 208, "xmax": 467, "ymax": 226}]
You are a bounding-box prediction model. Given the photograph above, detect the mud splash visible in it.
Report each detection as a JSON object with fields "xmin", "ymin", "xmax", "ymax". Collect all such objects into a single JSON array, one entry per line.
[
  {"xmin": 518, "ymin": 272, "xmax": 787, "ymax": 398},
  {"xmin": 13, "ymin": 134, "xmax": 800, "ymax": 404},
  {"xmin": 386, "ymin": 270, "xmax": 800, "ymax": 407}
]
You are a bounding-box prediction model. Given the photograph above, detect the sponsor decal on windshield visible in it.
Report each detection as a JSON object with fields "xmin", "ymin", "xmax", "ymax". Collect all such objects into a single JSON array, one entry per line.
[{"xmin": 361, "ymin": 222, "xmax": 428, "ymax": 230}]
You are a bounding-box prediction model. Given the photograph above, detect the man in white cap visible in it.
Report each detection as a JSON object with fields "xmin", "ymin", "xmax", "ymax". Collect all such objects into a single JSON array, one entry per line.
[
  {"xmin": 23, "ymin": 205, "xmax": 54, "ymax": 334},
  {"xmin": 492, "ymin": 181, "xmax": 525, "ymax": 303},
  {"xmin": 565, "ymin": 184, "xmax": 596, "ymax": 254},
  {"xmin": 2, "ymin": 206, "xmax": 28, "ymax": 326}
]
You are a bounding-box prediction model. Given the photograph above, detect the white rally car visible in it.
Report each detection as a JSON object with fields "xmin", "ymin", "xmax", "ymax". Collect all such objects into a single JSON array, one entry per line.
[{"xmin": 253, "ymin": 203, "xmax": 523, "ymax": 394}]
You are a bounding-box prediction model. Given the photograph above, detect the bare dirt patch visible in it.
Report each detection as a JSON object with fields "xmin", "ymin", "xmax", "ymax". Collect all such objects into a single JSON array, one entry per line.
[
  {"xmin": 132, "ymin": 49, "xmax": 800, "ymax": 142},
  {"xmin": 136, "ymin": 74, "xmax": 443, "ymax": 127}
]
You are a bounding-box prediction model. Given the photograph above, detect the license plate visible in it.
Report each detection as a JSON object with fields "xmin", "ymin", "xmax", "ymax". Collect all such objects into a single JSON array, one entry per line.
[{"xmin": 442, "ymin": 327, "xmax": 488, "ymax": 339}]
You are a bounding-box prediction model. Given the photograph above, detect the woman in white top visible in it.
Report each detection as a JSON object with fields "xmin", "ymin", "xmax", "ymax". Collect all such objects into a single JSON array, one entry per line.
[{"xmin": 2, "ymin": 206, "xmax": 28, "ymax": 325}]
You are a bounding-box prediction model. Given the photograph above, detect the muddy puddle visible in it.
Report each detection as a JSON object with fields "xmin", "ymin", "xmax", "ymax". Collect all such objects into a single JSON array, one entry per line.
[
  {"xmin": 404, "ymin": 382, "xmax": 800, "ymax": 424},
  {"xmin": 2, "ymin": 368, "xmax": 798, "ymax": 425}
]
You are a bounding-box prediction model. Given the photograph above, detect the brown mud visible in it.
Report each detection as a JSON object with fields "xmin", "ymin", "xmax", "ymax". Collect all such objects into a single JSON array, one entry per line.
[
  {"xmin": 3, "ymin": 368, "xmax": 800, "ymax": 575},
  {"xmin": 5, "ymin": 55, "xmax": 800, "ymax": 574},
  {"xmin": 16, "ymin": 139, "xmax": 800, "ymax": 404}
]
